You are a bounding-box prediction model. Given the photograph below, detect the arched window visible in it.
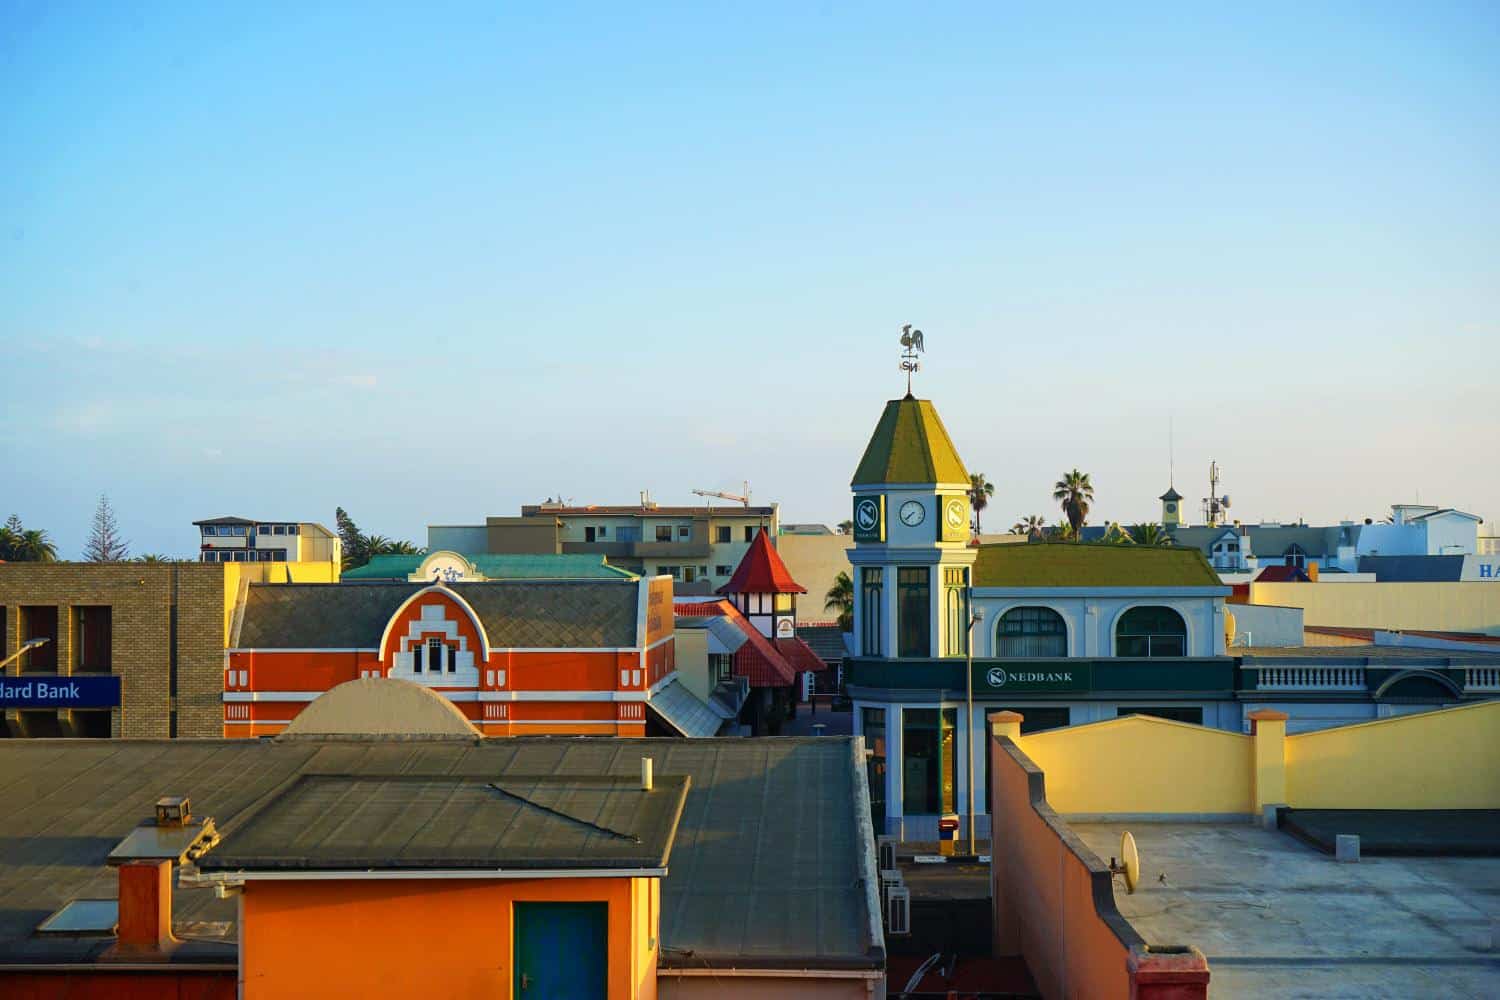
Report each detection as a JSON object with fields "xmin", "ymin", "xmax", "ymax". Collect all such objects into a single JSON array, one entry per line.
[
  {"xmin": 996, "ymin": 607, "xmax": 1067, "ymax": 657},
  {"xmin": 1283, "ymin": 543, "xmax": 1306, "ymax": 568},
  {"xmin": 1116, "ymin": 606, "xmax": 1187, "ymax": 657}
]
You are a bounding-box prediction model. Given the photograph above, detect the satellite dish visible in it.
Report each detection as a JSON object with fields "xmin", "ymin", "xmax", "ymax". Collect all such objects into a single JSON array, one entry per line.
[{"xmin": 1109, "ymin": 831, "xmax": 1141, "ymax": 894}]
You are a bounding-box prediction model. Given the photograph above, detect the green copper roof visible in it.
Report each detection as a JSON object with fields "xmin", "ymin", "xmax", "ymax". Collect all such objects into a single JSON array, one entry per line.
[
  {"xmin": 851, "ymin": 397, "xmax": 969, "ymax": 486},
  {"xmin": 342, "ymin": 553, "xmax": 637, "ymax": 581},
  {"xmin": 973, "ymin": 541, "xmax": 1224, "ymax": 588}
]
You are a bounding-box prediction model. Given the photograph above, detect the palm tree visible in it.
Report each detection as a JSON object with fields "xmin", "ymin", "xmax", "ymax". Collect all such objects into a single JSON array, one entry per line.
[
  {"xmin": 134, "ymin": 553, "xmax": 177, "ymax": 563},
  {"xmin": 968, "ymin": 474, "xmax": 995, "ymax": 535},
  {"xmin": 836, "ymin": 519, "xmax": 853, "ymax": 536},
  {"xmin": 1047, "ymin": 521, "xmax": 1077, "ymax": 542},
  {"xmin": 16, "ymin": 529, "xmax": 59, "ymax": 562},
  {"xmin": 385, "ymin": 539, "xmax": 423, "ymax": 555},
  {"xmin": 1052, "ymin": 469, "xmax": 1094, "ymax": 537},
  {"xmin": 1127, "ymin": 523, "xmax": 1172, "ymax": 547},
  {"xmin": 824, "ymin": 571, "xmax": 854, "ymax": 631},
  {"xmin": 0, "ymin": 525, "xmax": 17, "ymax": 561},
  {"xmin": 1011, "ymin": 515, "xmax": 1046, "ymax": 538},
  {"xmin": 1098, "ymin": 521, "xmax": 1130, "ymax": 544}
]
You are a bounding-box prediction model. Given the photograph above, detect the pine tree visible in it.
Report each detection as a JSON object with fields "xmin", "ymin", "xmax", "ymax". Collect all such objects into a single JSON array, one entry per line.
[
  {"xmin": 84, "ymin": 494, "xmax": 130, "ymax": 562},
  {"xmin": 4, "ymin": 514, "xmax": 22, "ymax": 535},
  {"xmin": 335, "ymin": 507, "xmax": 364, "ymax": 570}
]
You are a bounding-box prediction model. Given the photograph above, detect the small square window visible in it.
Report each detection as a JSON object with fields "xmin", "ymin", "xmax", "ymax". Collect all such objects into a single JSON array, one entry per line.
[
  {"xmin": 715, "ymin": 526, "xmax": 731, "ymax": 544},
  {"xmin": 656, "ymin": 526, "xmax": 673, "ymax": 542},
  {"xmin": 288, "ymin": 525, "xmax": 299, "ymax": 535},
  {"xmin": 715, "ymin": 565, "xmax": 732, "ymax": 576},
  {"xmin": 258, "ymin": 525, "xmax": 271, "ymax": 535},
  {"xmin": 273, "ymin": 525, "xmax": 287, "ymax": 535},
  {"xmin": 597, "ymin": 526, "xmax": 607, "ymax": 538},
  {"xmin": 744, "ymin": 526, "xmax": 754, "ymax": 542},
  {"xmin": 678, "ymin": 525, "xmax": 690, "ymax": 539}
]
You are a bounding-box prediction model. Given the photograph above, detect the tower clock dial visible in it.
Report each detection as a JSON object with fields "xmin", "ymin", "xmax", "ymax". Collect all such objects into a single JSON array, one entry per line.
[{"xmin": 899, "ymin": 500, "xmax": 926, "ymax": 527}]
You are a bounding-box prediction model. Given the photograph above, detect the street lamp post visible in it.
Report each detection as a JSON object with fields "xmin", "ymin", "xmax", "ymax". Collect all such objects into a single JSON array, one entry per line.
[
  {"xmin": 965, "ymin": 590, "xmax": 983, "ymax": 854},
  {"xmin": 0, "ymin": 637, "xmax": 50, "ymax": 672}
]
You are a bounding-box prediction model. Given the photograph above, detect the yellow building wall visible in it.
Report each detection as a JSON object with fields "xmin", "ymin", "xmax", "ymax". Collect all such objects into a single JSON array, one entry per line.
[
  {"xmin": 1016, "ymin": 715, "xmax": 1254, "ymax": 816},
  {"xmin": 775, "ymin": 534, "xmax": 852, "ymax": 624},
  {"xmin": 1285, "ymin": 700, "xmax": 1500, "ymax": 809},
  {"xmin": 222, "ymin": 561, "xmax": 341, "ymax": 639},
  {"xmin": 1250, "ymin": 581, "xmax": 1500, "ymax": 635}
]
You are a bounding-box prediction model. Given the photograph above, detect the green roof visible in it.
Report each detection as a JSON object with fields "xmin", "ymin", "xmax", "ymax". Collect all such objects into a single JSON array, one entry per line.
[
  {"xmin": 974, "ymin": 541, "xmax": 1224, "ymax": 588},
  {"xmin": 342, "ymin": 553, "xmax": 636, "ymax": 581},
  {"xmin": 851, "ymin": 397, "xmax": 969, "ymax": 486}
]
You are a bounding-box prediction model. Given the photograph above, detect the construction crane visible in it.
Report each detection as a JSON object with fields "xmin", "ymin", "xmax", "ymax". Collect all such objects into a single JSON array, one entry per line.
[{"xmin": 692, "ymin": 482, "xmax": 751, "ymax": 507}]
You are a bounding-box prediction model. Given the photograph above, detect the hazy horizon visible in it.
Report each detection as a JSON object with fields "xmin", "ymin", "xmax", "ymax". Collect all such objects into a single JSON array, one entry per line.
[{"xmin": 5, "ymin": 4, "xmax": 1497, "ymax": 558}]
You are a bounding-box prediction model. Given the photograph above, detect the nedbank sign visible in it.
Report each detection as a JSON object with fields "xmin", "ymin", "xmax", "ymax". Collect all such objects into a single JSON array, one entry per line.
[
  {"xmin": 0, "ymin": 675, "xmax": 121, "ymax": 709},
  {"xmin": 975, "ymin": 663, "xmax": 1090, "ymax": 693}
]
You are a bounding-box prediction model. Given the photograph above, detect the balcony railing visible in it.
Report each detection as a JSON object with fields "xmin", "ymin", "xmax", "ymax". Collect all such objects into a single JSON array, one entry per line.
[
  {"xmin": 1254, "ymin": 666, "xmax": 1366, "ymax": 691},
  {"xmin": 1465, "ymin": 667, "xmax": 1500, "ymax": 692}
]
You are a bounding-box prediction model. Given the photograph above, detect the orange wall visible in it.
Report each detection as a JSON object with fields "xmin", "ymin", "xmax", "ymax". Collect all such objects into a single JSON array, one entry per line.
[
  {"xmin": 989, "ymin": 732, "xmax": 1137, "ymax": 999},
  {"xmin": 241, "ymin": 876, "xmax": 656, "ymax": 1000}
]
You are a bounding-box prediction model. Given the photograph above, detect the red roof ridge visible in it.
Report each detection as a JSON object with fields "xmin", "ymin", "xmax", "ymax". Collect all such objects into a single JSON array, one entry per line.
[{"xmin": 717, "ymin": 528, "xmax": 807, "ymax": 595}]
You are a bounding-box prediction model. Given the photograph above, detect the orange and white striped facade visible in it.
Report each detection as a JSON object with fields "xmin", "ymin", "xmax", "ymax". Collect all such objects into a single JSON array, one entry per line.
[{"xmin": 223, "ymin": 577, "xmax": 676, "ymax": 737}]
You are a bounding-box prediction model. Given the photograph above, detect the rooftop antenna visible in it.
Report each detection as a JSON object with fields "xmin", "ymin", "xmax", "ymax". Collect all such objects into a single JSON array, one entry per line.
[
  {"xmin": 1108, "ymin": 831, "xmax": 1141, "ymax": 895},
  {"xmin": 899, "ymin": 324, "xmax": 924, "ymax": 397},
  {"xmin": 1202, "ymin": 462, "xmax": 1231, "ymax": 528}
]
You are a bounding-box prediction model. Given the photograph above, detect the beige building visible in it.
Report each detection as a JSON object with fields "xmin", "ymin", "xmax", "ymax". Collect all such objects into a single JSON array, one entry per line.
[
  {"xmin": 432, "ymin": 501, "xmax": 781, "ymax": 594},
  {"xmin": 194, "ymin": 516, "xmax": 341, "ymax": 565}
]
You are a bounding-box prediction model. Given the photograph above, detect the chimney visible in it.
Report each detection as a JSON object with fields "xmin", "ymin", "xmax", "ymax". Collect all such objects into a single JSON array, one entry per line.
[
  {"xmin": 1307, "ymin": 563, "xmax": 1319, "ymax": 582},
  {"xmin": 105, "ymin": 796, "xmax": 218, "ymax": 959}
]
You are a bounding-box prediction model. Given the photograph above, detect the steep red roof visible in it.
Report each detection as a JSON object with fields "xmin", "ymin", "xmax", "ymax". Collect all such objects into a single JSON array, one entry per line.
[
  {"xmin": 675, "ymin": 598, "xmax": 796, "ymax": 687},
  {"xmin": 716, "ymin": 529, "xmax": 807, "ymax": 596}
]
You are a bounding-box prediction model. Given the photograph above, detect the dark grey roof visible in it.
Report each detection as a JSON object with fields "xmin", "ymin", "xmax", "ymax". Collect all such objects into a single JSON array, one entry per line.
[
  {"xmin": 797, "ymin": 624, "xmax": 848, "ymax": 663},
  {"xmin": 198, "ymin": 774, "xmax": 687, "ymax": 872},
  {"xmin": 237, "ymin": 581, "xmax": 640, "ymax": 649},
  {"xmin": 1356, "ymin": 555, "xmax": 1465, "ymax": 582},
  {"xmin": 0, "ymin": 737, "xmax": 881, "ymax": 971},
  {"xmin": 193, "ymin": 516, "xmax": 257, "ymax": 525},
  {"xmin": 1168, "ymin": 523, "xmax": 1356, "ymax": 558}
]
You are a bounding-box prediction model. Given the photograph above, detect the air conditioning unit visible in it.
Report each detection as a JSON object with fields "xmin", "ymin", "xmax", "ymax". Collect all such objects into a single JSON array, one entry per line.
[
  {"xmin": 886, "ymin": 885, "xmax": 911, "ymax": 935},
  {"xmin": 877, "ymin": 835, "xmax": 896, "ymax": 872},
  {"xmin": 879, "ymin": 868, "xmax": 903, "ymax": 915}
]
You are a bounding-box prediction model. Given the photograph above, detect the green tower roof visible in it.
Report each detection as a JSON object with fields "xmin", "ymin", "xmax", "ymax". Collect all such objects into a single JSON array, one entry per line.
[{"xmin": 851, "ymin": 396, "xmax": 969, "ymax": 486}]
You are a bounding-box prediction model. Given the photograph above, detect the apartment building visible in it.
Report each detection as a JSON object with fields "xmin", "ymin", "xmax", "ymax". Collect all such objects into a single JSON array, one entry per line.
[{"xmin": 194, "ymin": 516, "xmax": 341, "ymax": 564}]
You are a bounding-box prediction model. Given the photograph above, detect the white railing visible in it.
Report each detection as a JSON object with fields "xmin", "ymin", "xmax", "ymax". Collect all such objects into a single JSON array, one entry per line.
[
  {"xmin": 1465, "ymin": 667, "xmax": 1500, "ymax": 692},
  {"xmin": 1255, "ymin": 666, "xmax": 1366, "ymax": 691}
]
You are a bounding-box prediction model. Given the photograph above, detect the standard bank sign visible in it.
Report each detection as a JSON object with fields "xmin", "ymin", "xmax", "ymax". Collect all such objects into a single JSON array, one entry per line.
[{"xmin": 0, "ymin": 675, "xmax": 122, "ymax": 709}]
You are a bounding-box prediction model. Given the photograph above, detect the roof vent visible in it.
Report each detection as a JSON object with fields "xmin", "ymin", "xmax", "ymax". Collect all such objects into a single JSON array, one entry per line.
[{"xmin": 156, "ymin": 796, "xmax": 191, "ymax": 827}]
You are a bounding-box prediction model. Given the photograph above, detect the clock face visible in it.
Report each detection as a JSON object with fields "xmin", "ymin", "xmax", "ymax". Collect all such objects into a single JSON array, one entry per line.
[
  {"xmin": 899, "ymin": 500, "xmax": 926, "ymax": 527},
  {"xmin": 945, "ymin": 498, "xmax": 966, "ymax": 529},
  {"xmin": 1165, "ymin": 502, "xmax": 1177, "ymax": 514},
  {"xmin": 855, "ymin": 499, "xmax": 880, "ymax": 532}
]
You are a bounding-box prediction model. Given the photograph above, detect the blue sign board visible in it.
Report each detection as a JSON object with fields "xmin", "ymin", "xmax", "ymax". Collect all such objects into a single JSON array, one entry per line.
[{"xmin": 0, "ymin": 675, "xmax": 121, "ymax": 709}]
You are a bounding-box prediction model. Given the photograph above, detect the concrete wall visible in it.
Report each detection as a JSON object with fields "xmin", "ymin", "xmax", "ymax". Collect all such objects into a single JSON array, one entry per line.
[
  {"xmin": 673, "ymin": 627, "xmax": 711, "ymax": 703},
  {"xmin": 1249, "ymin": 581, "xmax": 1500, "ymax": 635},
  {"xmin": 428, "ymin": 525, "xmax": 489, "ymax": 552},
  {"xmin": 1226, "ymin": 603, "xmax": 1304, "ymax": 648},
  {"xmin": 971, "ymin": 592, "xmax": 1226, "ymax": 657},
  {"xmin": 241, "ymin": 875, "xmax": 656, "ymax": 999},
  {"xmin": 987, "ymin": 716, "xmax": 1146, "ymax": 999},
  {"xmin": 1015, "ymin": 715, "xmax": 1254, "ymax": 818},
  {"xmin": 1285, "ymin": 700, "xmax": 1500, "ymax": 809},
  {"xmin": 777, "ymin": 533, "xmax": 852, "ymax": 623}
]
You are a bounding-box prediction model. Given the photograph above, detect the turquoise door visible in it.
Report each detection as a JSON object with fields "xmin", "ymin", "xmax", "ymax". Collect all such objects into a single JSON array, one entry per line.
[{"xmin": 514, "ymin": 902, "xmax": 608, "ymax": 999}]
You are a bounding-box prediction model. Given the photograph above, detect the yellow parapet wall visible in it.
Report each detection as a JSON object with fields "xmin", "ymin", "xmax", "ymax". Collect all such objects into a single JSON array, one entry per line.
[
  {"xmin": 1017, "ymin": 715, "xmax": 1255, "ymax": 816},
  {"xmin": 1285, "ymin": 700, "xmax": 1500, "ymax": 809},
  {"xmin": 1249, "ymin": 581, "xmax": 1500, "ymax": 635}
]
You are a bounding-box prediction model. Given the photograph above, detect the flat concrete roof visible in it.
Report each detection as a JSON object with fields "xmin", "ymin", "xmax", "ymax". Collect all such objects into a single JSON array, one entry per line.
[{"xmin": 1072, "ymin": 822, "xmax": 1500, "ymax": 998}]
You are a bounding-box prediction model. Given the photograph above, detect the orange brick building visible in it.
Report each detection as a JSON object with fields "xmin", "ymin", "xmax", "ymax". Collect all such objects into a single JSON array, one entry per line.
[{"xmin": 223, "ymin": 576, "xmax": 705, "ymax": 737}]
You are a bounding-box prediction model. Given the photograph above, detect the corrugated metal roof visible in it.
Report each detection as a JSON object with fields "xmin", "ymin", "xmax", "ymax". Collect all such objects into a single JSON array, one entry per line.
[
  {"xmin": 237, "ymin": 581, "xmax": 639, "ymax": 649},
  {"xmin": 797, "ymin": 624, "xmax": 848, "ymax": 663},
  {"xmin": 646, "ymin": 679, "xmax": 730, "ymax": 736},
  {"xmin": 199, "ymin": 774, "xmax": 687, "ymax": 871},
  {"xmin": 0, "ymin": 738, "xmax": 881, "ymax": 971}
]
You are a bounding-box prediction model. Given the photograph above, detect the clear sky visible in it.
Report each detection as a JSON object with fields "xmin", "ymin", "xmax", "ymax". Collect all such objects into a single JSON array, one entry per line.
[{"xmin": 4, "ymin": 3, "xmax": 1497, "ymax": 557}]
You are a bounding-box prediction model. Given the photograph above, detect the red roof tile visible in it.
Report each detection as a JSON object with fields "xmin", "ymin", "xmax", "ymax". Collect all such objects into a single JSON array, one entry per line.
[
  {"xmin": 776, "ymin": 637, "xmax": 829, "ymax": 673},
  {"xmin": 673, "ymin": 598, "xmax": 796, "ymax": 687},
  {"xmin": 716, "ymin": 529, "xmax": 807, "ymax": 596}
]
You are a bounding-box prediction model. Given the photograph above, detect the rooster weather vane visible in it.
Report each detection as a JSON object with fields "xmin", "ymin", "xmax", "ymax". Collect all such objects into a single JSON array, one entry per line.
[{"xmin": 899, "ymin": 324, "xmax": 925, "ymax": 396}]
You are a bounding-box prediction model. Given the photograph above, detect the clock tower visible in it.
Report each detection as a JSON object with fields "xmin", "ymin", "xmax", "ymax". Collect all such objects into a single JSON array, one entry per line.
[
  {"xmin": 848, "ymin": 393, "xmax": 977, "ymax": 660},
  {"xmin": 1160, "ymin": 486, "xmax": 1184, "ymax": 528}
]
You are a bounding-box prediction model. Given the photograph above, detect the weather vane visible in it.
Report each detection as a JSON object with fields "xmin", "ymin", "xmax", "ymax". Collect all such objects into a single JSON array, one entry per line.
[{"xmin": 899, "ymin": 324, "xmax": 925, "ymax": 396}]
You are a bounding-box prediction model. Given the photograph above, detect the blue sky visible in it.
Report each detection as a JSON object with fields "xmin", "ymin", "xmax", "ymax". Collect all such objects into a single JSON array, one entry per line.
[{"xmin": 3, "ymin": 3, "xmax": 1497, "ymax": 556}]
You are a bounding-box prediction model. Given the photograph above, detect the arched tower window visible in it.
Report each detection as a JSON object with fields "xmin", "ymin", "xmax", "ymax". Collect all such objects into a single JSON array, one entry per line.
[
  {"xmin": 1116, "ymin": 606, "xmax": 1186, "ymax": 657},
  {"xmin": 996, "ymin": 607, "xmax": 1067, "ymax": 658}
]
